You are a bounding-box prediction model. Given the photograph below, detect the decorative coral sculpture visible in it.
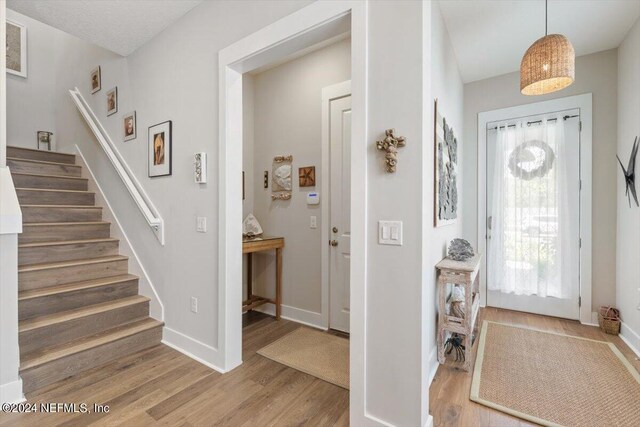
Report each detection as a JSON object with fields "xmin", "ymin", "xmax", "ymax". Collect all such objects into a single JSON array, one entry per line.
[{"xmin": 376, "ymin": 128, "xmax": 406, "ymax": 173}]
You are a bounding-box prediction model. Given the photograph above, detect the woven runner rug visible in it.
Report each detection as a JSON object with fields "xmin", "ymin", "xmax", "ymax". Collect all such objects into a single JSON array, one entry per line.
[{"xmin": 471, "ymin": 321, "xmax": 640, "ymax": 427}]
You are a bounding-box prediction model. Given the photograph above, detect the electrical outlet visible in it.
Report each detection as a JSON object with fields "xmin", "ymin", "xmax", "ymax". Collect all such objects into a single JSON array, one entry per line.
[
  {"xmin": 637, "ymin": 288, "xmax": 640, "ymax": 311},
  {"xmin": 191, "ymin": 297, "xmax": 198, "ymax": 313},
  {"xmin": 310, "ymin": 216, "xmax": 317, "ymax": 229},
  {"xmin": 196, "ymin": 217, "xmax": 207, "ymax": 233}
]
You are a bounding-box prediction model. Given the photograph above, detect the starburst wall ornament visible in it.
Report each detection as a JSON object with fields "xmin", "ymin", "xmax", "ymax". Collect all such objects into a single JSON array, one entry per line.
[{"xmin": 617, "ymin": 136, "xmax": 639, "ymax": 208}]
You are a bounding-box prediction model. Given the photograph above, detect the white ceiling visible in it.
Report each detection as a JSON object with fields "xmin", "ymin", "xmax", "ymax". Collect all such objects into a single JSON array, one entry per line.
[
  {"xmin": 7, "ymin": 0, "xmax": 203, "ymax": 56},
  {"xmin": 438, "ymin": 0, "xmax": 640, "ymax": 83}
]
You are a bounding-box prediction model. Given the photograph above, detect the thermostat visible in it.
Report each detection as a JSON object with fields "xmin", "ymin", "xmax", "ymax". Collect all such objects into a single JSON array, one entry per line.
[{"xmin": 306, "ymin": 192, "xmax": 320, "ymax": 205}]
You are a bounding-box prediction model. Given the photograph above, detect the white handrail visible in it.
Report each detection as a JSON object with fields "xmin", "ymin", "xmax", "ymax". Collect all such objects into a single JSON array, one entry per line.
[{"xmin": 69, "ymin": 87, "xmax": 165, "ymax": 245}]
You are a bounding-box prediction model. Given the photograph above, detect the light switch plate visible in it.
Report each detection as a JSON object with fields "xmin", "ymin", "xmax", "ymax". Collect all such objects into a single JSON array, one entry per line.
[
  {"xmin": 190, "ymin": 297, "xmax": 198, "ymax": 313},
  {"xmin": 378, "ymin": 220, "xmax": 402, "ymax": 245},
  {"xmin": 196, "ymin": 217, "xmax": 207, "ymax": 233},
  {"xmin": 310, "ymin": 216, "xmax": 317, "ymax": 229}
]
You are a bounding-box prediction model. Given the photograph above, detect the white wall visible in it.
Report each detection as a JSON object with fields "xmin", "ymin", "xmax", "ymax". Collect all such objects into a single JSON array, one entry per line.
[
  {"xmin": 427, "ymin": 0, "xmax": 465, "ymax": 381},
  {"xmin": 616, "ymin": 18, "xmax": 640, "ymax": 353},
  {"xmin": 463, "ymin": 49, "xmax": 619, "ymax": 312},
  {"xmin": 246, "ymin": 38, "xmax": 350, "ymax": 321}
]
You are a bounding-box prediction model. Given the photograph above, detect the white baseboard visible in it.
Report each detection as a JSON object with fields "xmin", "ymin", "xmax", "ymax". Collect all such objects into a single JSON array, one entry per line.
[
  {"xmin": 620, "ymin": 321, "xmax": 640, "ymax": 358},
  {"xmin": 428, "ymin": 347, "xmax": 439, "ymax": 386},
  {"xmin": 254, "ymin": 304, "xmax": 325, "ymax": 330},
  {"xmin": 162, "ymin": 326, "xmax": 227, "ymax": 373},
  {"xmin": 425, "ymin": 414, "xmax": 434, "ymax": 427},
  {"xmin": 0, "ymin": 379, "xmax": 24, "ymax": 404}
]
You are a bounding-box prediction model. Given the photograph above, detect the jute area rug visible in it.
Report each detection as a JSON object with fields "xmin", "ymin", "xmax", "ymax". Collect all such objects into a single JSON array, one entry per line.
[
  {"xmin": 257, "ymin": 327, "xmax": 349, "ymax": 389},
  {"xmin": 470, "ymin": 321, "xmax": 640, "ymax": 427}
]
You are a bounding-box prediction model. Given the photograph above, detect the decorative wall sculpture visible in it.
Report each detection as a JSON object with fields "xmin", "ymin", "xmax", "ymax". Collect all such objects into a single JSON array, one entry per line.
[
  {"xmin": 617, "ymin": 136, "xmax": 639, "ymax": 207},
  {"xmin": 434, "ymin": 99, "xmax": 458, "ymax": 226},
  {"xmin": 6, "ymin": 20, "xmax": 27, "ymax": 78},
  {"xmin": 376, "ymin": 128, "xmax": 406, "ymax": 173},
  {"xmin": 271, "ymin": 155, "xmax": 293, "ymax": 200},
  {"xmin": 299, "ymin": 166, "xmax": 316, "ymax": 187}
]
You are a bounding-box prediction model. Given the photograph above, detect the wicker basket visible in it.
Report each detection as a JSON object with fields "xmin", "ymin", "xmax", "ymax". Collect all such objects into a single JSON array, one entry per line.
[{"xmin": 598, "ymin": 306, "xmax": 621, "ymax": 335}]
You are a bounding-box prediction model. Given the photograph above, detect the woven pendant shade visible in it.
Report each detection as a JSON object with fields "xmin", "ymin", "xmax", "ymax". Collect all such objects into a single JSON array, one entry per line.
[{"xmin": 520, "ymin": 34, "xmax": 575, "ymax": 96}]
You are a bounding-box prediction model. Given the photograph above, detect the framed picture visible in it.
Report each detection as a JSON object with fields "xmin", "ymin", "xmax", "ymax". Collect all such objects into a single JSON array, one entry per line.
[
  {"xmin": 6, "ymin": 20, "xmax": 27, "ymax": 78},
  {"xmin": 148, "ymin": 121, "xmax": 172, "ymax": 177},
  {"xmin": 90, "ymin": 66, "xmax": 101, "ymax": 93},
  {"xmin": 299, "ymin": 166, "xmax": 316, "ymax": 187},
  {"xmin": 123, "ymin": 111, "xmax": 136, "ymax": 141},
  {"xmin": 434, "ymin": 99, "xmax": 458, "ymax": 227},
  {"xmin": 106, "ymin": 87, "xmax": 118, "ymax": 116}
]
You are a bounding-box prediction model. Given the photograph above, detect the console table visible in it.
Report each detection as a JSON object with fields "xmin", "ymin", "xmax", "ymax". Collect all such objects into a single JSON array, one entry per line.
[
  {"xmin": 242, "ymin": 236, "xmax": 284, "ymax": 319},
  {"xmin": 436, "ymin": 254, "xmax": 481, "ymax": 371}
]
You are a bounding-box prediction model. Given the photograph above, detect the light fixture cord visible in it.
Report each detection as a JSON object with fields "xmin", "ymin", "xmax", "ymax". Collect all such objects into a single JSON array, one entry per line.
[{"xmin": 545, "ymin": 0, "xmax": 548, "ymax": 35}]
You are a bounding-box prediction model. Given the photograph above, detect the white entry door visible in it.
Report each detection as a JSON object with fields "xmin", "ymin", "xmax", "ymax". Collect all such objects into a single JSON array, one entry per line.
[
  {"xmin": 486, "ymin": 110, "xmax": 581, "ymax": 319},
  {"xmin": 329, "ymin": 94, "xmax": 351, "ymax": 333}
]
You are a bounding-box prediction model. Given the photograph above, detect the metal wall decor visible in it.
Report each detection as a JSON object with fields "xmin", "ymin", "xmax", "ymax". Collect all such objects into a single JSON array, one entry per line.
[
  {"xmin": 434, "ymin": 99, "xmax": 458, "ymax": 227},
  {"xmin": 376, "ymin": 128, "xmax": 406, "ymax": 173},
  {"xmin": 617, "ymin": 136, "xmax": 639, "ymax": 207},
  {"xmin": 271, "ymin": 155, "xmax": 293, "ymax": 201}
]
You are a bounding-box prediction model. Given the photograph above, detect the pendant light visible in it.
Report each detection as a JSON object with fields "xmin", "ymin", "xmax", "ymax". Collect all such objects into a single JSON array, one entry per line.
[{"xmin": 520, "ymin": 0, "xmax": 575, "ymax": 96}]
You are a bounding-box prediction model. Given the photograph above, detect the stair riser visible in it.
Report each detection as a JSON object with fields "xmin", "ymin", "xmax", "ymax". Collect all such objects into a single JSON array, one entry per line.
[
  {"xmin": 17, "ymin": 189, "xmax": 94, "ymax": 206},
  {"xmin": 20, "ymin": 223, "xmax": 111, "ymax": 244},
  {"xmin": 7, "ymin": 158, "xmax": 82, "ymax": 177},
  {"xmin": 12, "ymin": 174, "xmax": 88, "ymax": 191},
  {"xmin": 19, "ymin": 240, "xmax": 119, "ymax": 266},
  {"xmin": 19, "ymin": 259, "xmax": 129, "ymax": 291},
  {"xmin": 19, "ymin": 279, "xmax": 139, "ymax": 321},
  {"xmin": 7, "ymin": 147, "xmax": 76, "ymax": 165},
  {"xmin": 21, "ymin": 325, "xmax": 162, "ymax": 394},
  {"xmin": 22, "ymin": 207, "xmax": 102, "ymax": 223},
  {"xmin": 19, "ymin": 301, "xmax": 149, "ymax": 357}
]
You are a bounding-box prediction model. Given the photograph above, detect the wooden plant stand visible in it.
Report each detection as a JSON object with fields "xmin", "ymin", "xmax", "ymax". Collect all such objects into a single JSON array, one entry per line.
[{"xmin": 436, "ymin": 254, "xmax": 481, "ymax": 371}]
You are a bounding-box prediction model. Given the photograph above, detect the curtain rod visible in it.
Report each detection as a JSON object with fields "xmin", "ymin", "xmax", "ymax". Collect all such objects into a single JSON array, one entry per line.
[{"xmin": 487, "ymin": 114, "xmax": 579, "ymax": 131}]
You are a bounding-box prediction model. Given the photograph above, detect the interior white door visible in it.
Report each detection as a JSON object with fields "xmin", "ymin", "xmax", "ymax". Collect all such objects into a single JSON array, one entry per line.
[
  {"xmin": 486, "ymin": 110, "xmax": 581, "ymax": 319},
  {"xmin": 329, "ymin": 95, "xmax": 351, "ymax": 332}
]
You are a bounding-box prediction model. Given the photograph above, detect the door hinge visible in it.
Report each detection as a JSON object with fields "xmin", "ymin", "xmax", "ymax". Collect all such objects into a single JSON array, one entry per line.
[
  {"xmin": 579, "ymin": 237, "xmax": 582, "ymax": 248},
  {"xmin": 579, "ymin": 179, "xmax": 582, "ymax": 190},
  {"xmin": 579, "ymin": 121, "xmax": 583, "ymax": 132},
  {"xmin": 579, "ymin": 296, "xmax": 582, "ymax": 307}
]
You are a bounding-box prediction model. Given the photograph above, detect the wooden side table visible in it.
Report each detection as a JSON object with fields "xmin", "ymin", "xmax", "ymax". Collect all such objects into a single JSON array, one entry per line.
[
  {"xmin": 436, "ymin": 254, "xmax": 481, "ymax": 371},
  {"xmin": 242, "ymin": 236, "xmax": 284, "ymax": 319}
]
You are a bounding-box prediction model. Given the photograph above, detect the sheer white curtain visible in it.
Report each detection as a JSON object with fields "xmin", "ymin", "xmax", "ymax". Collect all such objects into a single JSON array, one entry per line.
[{"xmin": 488, "ymin": 116, "xmax": 575, "ymax": 299}]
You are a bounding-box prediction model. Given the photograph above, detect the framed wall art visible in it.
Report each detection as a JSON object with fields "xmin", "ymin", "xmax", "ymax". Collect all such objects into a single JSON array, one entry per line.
[
  {"xmin": 106, "ymin": 87, "xmax": 118, "ymax": 116},
  {"xmin": 90, "ymin": 66, "xmax": 101, "ymax": 93},
  {"xmin": 6, "ymin": 20, "xmax": 27, "ymax": 78},
  {"xmin": 148, "ymin": 121, "xmax": 172, "ymax": 177},
  {"xmin": 298, "ymin": 166, "xmax": 316, "ymax": 187},
  {"xmin": 123, "ymin": 111, "xmax": 136, "ymax": 141},
  {"xmin": 434, "ymin": 99, "xmax": 458, "ymax": 227}
]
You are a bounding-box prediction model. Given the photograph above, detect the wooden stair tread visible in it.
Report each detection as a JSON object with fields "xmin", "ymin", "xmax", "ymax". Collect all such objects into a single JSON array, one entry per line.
[
  {"xmin": 10, "ymin": 172, "xmax": 87, "ymax": 181},
  {"xmin": 16, "ymin": 187, "xmax": 93, "ymax": 194},
  {"xmin": 7, "ymin": 157, "xmax": 82, "ymax": 168},
  {"xmin": 21, "ymin": 204, "xmax": 101, "ymax": 209},
  {"xmin": 7, "ymin": 145, "xmax": 75, "ymax": 155},
  {"xmin": 20, "ymin": 295, "xmax": 149, "ymax": 333},
  {"xmin": 18, "ymin": 255, "xmax": 128, "ymax": 272},
  {"xmin": 19, "ymin": 274, "xmax": 138, "ymax": 301},
  {"xmin": 19, "ymin": 237, "xmax": 118, "ymax": 248},
  {"xmin": 22, "ymin": 221, "xmax": 110, "ymax": 227},
  {"xmin": 20, "ymin": 318, "xmax": 162, "ymax": 371}
]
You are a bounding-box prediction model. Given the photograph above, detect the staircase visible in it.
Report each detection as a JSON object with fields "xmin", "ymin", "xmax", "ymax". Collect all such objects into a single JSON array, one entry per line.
[{"xmin": 7, "ymin": 146, "xmax": 164, "ymax": 394}]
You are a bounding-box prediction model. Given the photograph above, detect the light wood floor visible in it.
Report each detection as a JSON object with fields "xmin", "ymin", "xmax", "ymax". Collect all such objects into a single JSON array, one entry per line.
[
  {"xmin": 429, "ymin": 307, "xmax": 640, "ymax": 427},
  {"xmin": 0, "ymin": 311, "xmax": 349, "ymax": 427}
]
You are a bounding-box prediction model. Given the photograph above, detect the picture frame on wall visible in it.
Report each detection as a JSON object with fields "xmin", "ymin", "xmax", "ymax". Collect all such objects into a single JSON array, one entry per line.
[
  {"xmin": 123, "ymin": 111, "xmax": 136, "ymax": 141},
  {"xmin": 434, "ymin": 98, "xmax": 458, "ymax": 227},
  {"xmin": 148, "ymin": 121, "xmax": 172, "ymax": 177},
  {"xmin": 6, "ymin": 20, "xmax": 27, "ymax": 78},
  {"xmin": 90, "ymin": 66, "xmax": 101, "ymax": 93},
  {"xmin": 106, "ymin": 87, "xmax": 118, "ymax": 116}
]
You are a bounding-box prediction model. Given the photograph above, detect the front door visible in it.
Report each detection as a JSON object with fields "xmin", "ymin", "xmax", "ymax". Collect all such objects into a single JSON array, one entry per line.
[
  {"xmin": 486, "ymin": 110, "xmax": 581, "ymax": 319},
  {"xmin": 329, "ymin": 95, "xmax": 351, "ymax": 332}
]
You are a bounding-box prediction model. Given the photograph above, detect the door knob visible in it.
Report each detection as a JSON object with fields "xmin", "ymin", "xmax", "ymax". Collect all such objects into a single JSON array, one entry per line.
[
  {"xmin": 330, "ymin": 240, "xmax": 338, "ymax": 247},
  {"xmin": 332, "ymin": 227, "xmax": 338, "ymax": 233}
]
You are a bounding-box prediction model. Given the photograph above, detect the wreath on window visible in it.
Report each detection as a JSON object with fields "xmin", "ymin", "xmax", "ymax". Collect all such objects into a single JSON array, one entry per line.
[{"xmin": 508, "ymin": 140, "xmax": 555, "ymax": 180}]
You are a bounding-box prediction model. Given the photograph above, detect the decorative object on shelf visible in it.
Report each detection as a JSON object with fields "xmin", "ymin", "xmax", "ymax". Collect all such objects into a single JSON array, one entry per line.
[
  {"xmin": 450, "ymin": 286, "xmax": 466, "ymax": 319},
  {"xmin": 243, "ymin": 213, "xmax": 263, "ymax": 238},
  {"xmin": 106, "ymin": 87, "xmax": 118, "ymax": 116},
  {"xmin": 36, "ymin": 131, "xmax": 53, "ymax": 151},
  {"xmin": 123, "ymin": 111, "xmax": 136, "ymax": 141},
  {"xmin": 597, "ymin": 306, "xmax": 621, "ymax": 335},
  {"xmin": 6, "ymin": 20, "xmax": 27, "ymax": 78},
  {"xmin": 617, "ymin": 136, "xmax": 638, "ymax": 207},
  {"xmin": 194, "ymin": 152, "xmax": 207, "ymax": 183},
  {"xmin": 376, "ymin": 128, "xmax": 406, "ymax": 173},
  {"xmin": 148, "ymin": 120, "xmax": 172, "ymax": 177},
  {"xmin": 272, "ymin": 155, "xmax": 293, "ymax": 200},
  {"xmin": 264, "ymin": 171, "xmax": 269, "ymax": 189},
  {"xmin": 448, "ymin": 238, "xmax": 474, "ymax": 261},
  {"xmin": 434, "ymin": 99, "xmax": 458, "ymax": 226},
  {"xmin": 299, "ymin": 166, "xmax": 316, "ymax": 187},
  {"xmin": 444, "ymin": 333, "xmax": 466, "ymax": 362},
  {"xmin": 520, "ymin": 0, "xmax": 574, "ymax": 96},
  {"xmin": 508, "ymin": 139, "xmax": 555, "ymax": 180},
  {"xmin": 90, "ymin": 66, "xmax": 101, "ymax": 94}
]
